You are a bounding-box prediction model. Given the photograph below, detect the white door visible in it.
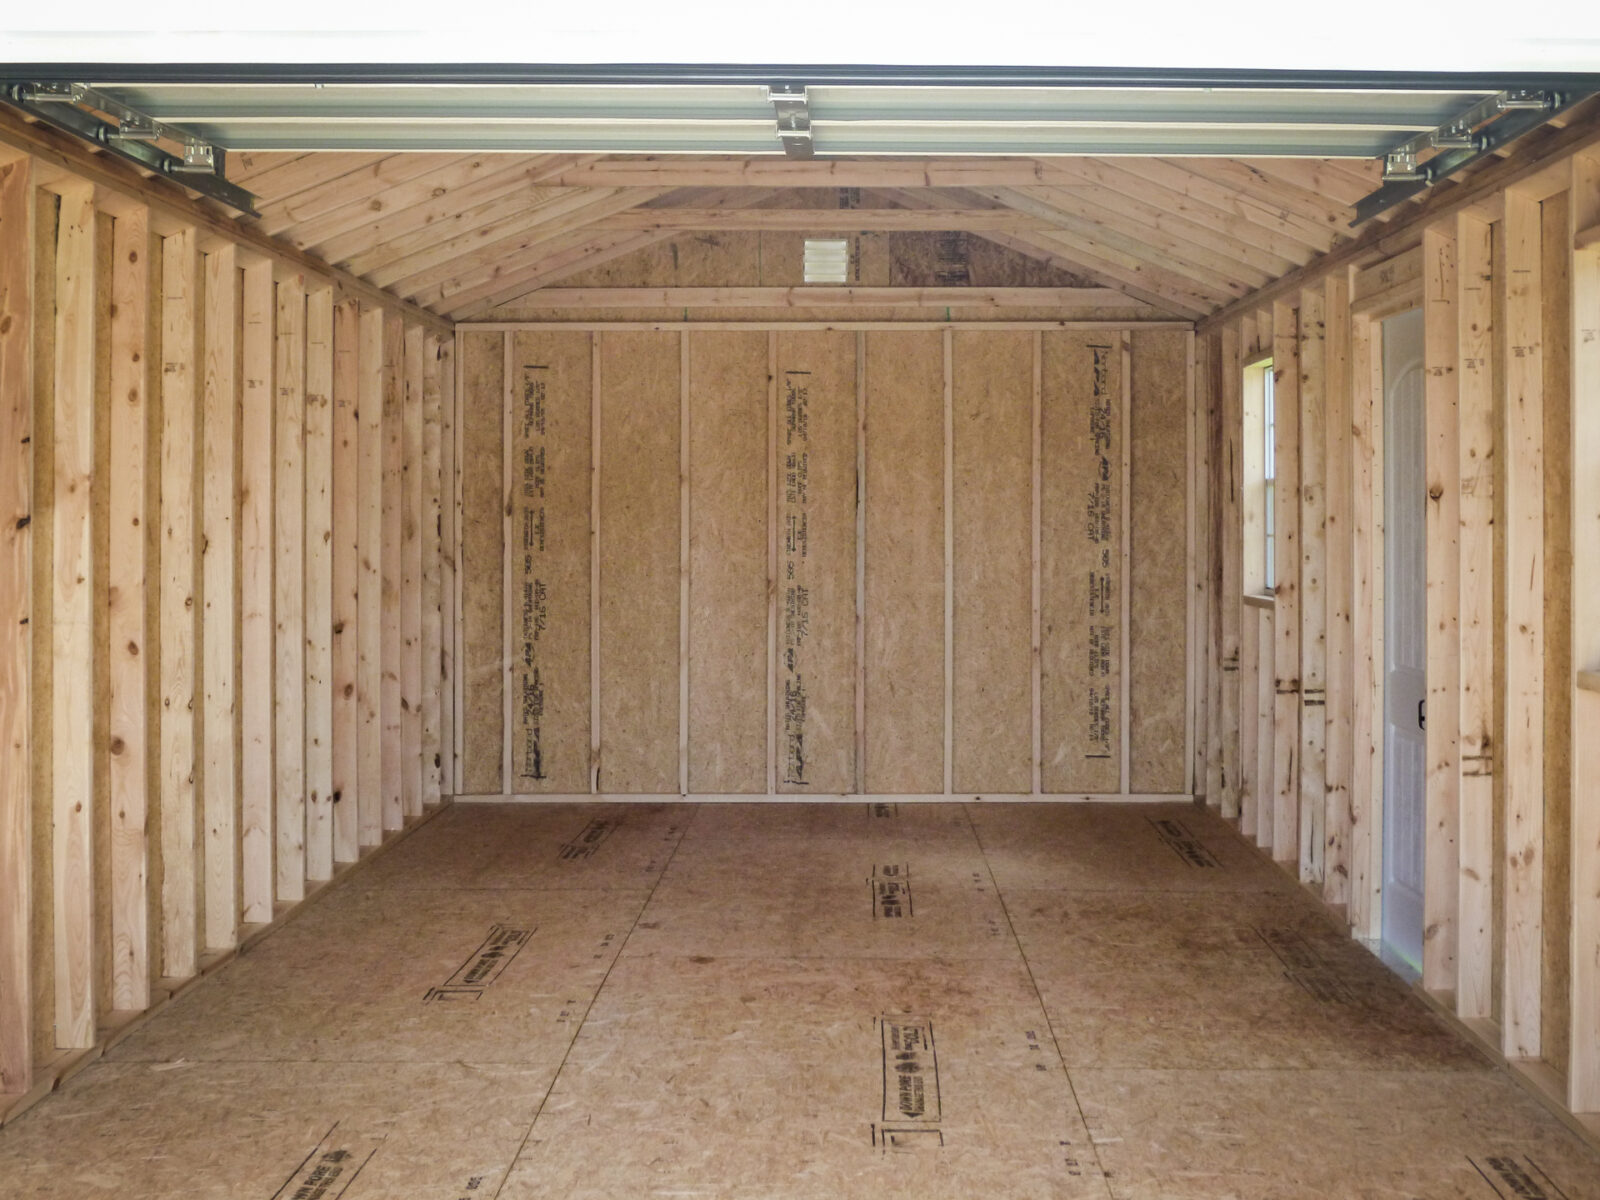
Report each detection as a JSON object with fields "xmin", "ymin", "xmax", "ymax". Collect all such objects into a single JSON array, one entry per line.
[{"xmin": 1382, "ymin": 307, "xmax": 1426, "ymax": 975}]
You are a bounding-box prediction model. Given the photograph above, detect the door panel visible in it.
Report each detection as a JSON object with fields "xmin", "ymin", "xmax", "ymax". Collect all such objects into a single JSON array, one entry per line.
[{"xmin": 1382, "ymin": 307, "xmax": 1426, "ymax": 973}]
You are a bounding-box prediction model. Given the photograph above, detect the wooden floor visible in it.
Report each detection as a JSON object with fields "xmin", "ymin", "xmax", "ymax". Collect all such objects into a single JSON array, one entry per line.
[{"xmin": 2, "ymin": 800, "xmax": 1597, "ymax": 1198}]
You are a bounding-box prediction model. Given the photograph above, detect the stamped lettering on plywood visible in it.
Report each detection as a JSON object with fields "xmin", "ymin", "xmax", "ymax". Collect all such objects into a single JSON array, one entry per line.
[
  {"xmin": 511, "ymin": 363, "xmax": 552, "ymax": 786},
  {"xmin": 1085, "ymin": 343, "xmax": 1117, "ymax": 762},
  {"xmin": 870, "ymin": 865, "xmax": 913, "ymax": 919},
  {"xmin": 1147, "ymin": 818, "xmax": 1221, "ymax": 868},
  {"xmin": 559, "ymin": 816, "xmax": 620, "ymax": 861},
  {"xmin": 424, "ymin": 924, "xmax": 534, "ymax": 1002},
  {"xmin": 1467, "ymin": 1154, "xmax": 1572, "ymax": 1199},
  {"xmin": 782, "ymin": 370, "xmax": 813, "ymax": 786},
  {"xmin": 880, "ymin": 1016, "xmax": 942, "ymax": 1125},
  {"xmin": 272, "ymin": 1123, "xmax": 385, "ymax": 1200}
]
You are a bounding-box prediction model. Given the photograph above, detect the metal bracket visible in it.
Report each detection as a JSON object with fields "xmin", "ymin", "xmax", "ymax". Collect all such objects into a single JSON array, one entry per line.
[
  {"xmin": 0, "ymin": 80, "xmax": 257, "ymax": 215},
  {"xmin": 1353, "ymin": 87, "xmax": 1591, "ymax": 225},
  {"xmin": 766, "ymin": 84, "xmax": 814, "ymax": 159}
]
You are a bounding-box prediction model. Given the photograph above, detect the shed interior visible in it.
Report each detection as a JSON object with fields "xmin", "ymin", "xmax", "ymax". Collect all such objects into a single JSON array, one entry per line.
[{"xmin": 3, "ymin": 65, "xmax": 1600, "ymax": 1195}]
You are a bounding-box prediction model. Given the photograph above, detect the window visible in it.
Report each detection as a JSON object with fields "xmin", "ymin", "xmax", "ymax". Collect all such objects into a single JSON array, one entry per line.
[{"xmin": 1243, "ymin": 356, "xmax": 1275, "ymax": 595}]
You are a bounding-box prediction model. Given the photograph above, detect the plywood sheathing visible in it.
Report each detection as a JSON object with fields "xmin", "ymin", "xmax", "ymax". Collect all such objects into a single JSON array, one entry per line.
[
  {"xmin": 686, "ymin": 332, "xmax": 768, "ymax": 793},
  {"xmin": 952, "ymin": 331, "xmax": 1033, "ymax": 793},
  {"xmin": 505, "ymin": 331, "xmax": 592, "ymax": 794},
  {"xmin": 460, "ymin": 332, "xmax": 504, "ymax": 794},
  {"xmin": 598, "ymin": 333, "xmax": 681, "ymax": 794},
  {"xmin": 1041, "ymin": 332, "xmax": 1122, "ymax": 795},
  {"xmin": 8, "ymin": 801, "xmax": 1599, "ymax": 1197},
  {"xmin": 863, "ymin": 331, "xmax": 945, "ymax": 794},
  {"xmin": 775, "ymin": 332, "xmax": 859, "ymax": 795},
  {"xmin": 1128, "ymin": 330, "xmax": 1190, "ymax": 793}
]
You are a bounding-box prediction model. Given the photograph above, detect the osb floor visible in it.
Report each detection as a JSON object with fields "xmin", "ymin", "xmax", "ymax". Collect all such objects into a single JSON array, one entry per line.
[{"xmin": 4, "ymin": 801, "xmax": 1599, "ymax": 1199}]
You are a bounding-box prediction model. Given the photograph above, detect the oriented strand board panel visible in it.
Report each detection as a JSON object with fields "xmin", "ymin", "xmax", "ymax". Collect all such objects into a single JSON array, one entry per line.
[
  {"xmin": 505, "ymin": 330, "xmax": 591, "ymax": 794},
  {"xmin": 459, "ymin": 331, "xmax": 503, "ymax": 795},
  {"xmin": 776, "ymin": 330, "xmax": 857, "ymax": 795},
  {"xmin": 952, "ymin": 330, "xmax": 1032, "ymax": 793},
  {"xmin": 863, "ymin": 330, "xmax": 944, "ymax": 794},
  {"xmin": 598, "ymin": 332, "xmax": 680, "ymax": 794},
  {"xmin": 686, "ymin": 331, "xmax": 768, "ymax": 794},
  {"xmin": 1129, "ymin": 329, "xmax": 1190, "ymax": 794},
  {"xmin": 1042, "ymin": 332, "xmax": 1122, "ymax": 794},
  {"xmin": 1541, "ymin": 189, "xmax": 1572, "ymax": 1080}
]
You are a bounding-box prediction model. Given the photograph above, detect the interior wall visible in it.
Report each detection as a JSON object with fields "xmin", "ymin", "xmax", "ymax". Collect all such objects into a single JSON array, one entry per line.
[
  {"xmin": 457, "ymin": 323, "xmax": 1193, "ymax": 798},
  {"xmin": 1195, "ymin": 142, "xmax": 1600, "ymax": 1124},
  {"xmin": 0, "ymin": 144, "xmax": 456, "ymax": 1113}
]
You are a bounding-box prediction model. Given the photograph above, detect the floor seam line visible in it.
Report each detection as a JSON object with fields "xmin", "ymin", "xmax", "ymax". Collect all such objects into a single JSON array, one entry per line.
[
  {"xmin": 489, "ymin": 802, "xmax": 702, "ymax": 1200},
  {"xmin": 963, "ymin": 803, "xmax": 1119, "ymax": 1200}
]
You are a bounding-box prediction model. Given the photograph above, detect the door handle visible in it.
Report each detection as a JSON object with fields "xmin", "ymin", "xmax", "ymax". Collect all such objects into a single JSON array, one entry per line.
[{"xmin": 1418, "ymin": 698, "xmax": 1426, "ymax": 731}]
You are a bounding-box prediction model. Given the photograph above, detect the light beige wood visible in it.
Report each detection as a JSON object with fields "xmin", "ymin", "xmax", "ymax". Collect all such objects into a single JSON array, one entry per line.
[
  {"xmin": 1120, "ymin": 331, "xmax": 1133, "ymax": 793},
  {"xmin": 356, "ymin": 308, "xmax": 386, "ymax": 843},
  {"xmin": 597, "ymin": 333, "xmax": 681, "ymax": 793},
  {"xmin": 1270, "ymin": 301, "xmax": 1302, "ymax": 854},
  {"xmin": 1032, "ymin": 332, "xmax": 1044, "ymax": 796},
  {"xmin": 1238, "ymin": 316, "xmax": 1262, "ymax": 833},
  {"xmin": 1297, "ymin": 287, "xmax": 1328, "ymax": 880},
  {"xmin": 1576, "ymin": 221, "xmax": 1600, "ymax": 251},
  {"xmin": 463, "ymin": 321, "xmax": 1191, "ymax": 333},
  {"xmin": 321, "ymin": 159, "xmax": 593, "ymax": 271},
  {"xmin": 1185, "ymin": 332, "xmax": 1198, "ymax": 796},
  {"xmin": 1349, "ymin": 302, "xmax": 1384, "ymax": 942},
  {"xmin": 1041, "ymin": 332, "xmax": 1123, "ymax": 795},
  {"xmin": 1422, "ymin": 222, "xmax": 1461, "ymax": 995},
  {"xmin": 1199, "ymin": 114, "xmax": 1600, "ymax": 332},
  {"xmin": 420, "ymin": 334, "xmax": 443, "ymax": 809},
  {"xmin": 686, "ymin": 332, "xmax": 768, "ymax": 794},
  {"xmin": 679, "ymin": 333, "xmax": 690, "ymax": 796},
  {"xmin": 0, "ymin": 110, "xmax": 450, "ymax": 336},
  {"xmin": 303, "ymin": 288, "xmax": 334, "ymax": 882},
  {"xmin": 1255, "ymin": 606, "xmax": 1275, "ymax": 832},
  {"xmin": 1501, "ymin": 187, "xmax": 1545, "ymax": 1061},
  {"xmin": 1457, "ymin": 212, "xmax": 1496, "ymax": 1020},
  {"xmin": 159, "ymin": 226, "xmax": 198, "ymax": 982},
  {"xmin": 775, "ymin": 330, "xmax": 859, "ymax": 795},
  {"xmin": 51, "ymin": 185, "xmax": 96, "ymax": 1046},
  {"xmin": 1195, "ymin": 338, "xmax": 1215, "ymax": 802},
  {"xmin": 381, "ymin": 313, "xmax": 404, "ymax": 829},
  {"xmin": 238, "ymin": 260, "xmax": 274, "ymax": 923},
  {"xmin": 952, "ymin": 330, "xmax": 1033, "ymax": 794},
  {"xmin": 590, "ymin": 207, "xmax": 1054, "ymax": 233},
  {"xmin": 401, "ymin": 325, "xmax": 424, "ymax": 819},
  {"xmin": 591, "ymin": 333, "xmax": 601, "ymax": 793},
  {"xmin": 1220, "ymin": 325, "xmax": 1243, "ymax": 819},
  {"xmin": 1323, "ymin": 274, "xmax": 1353, "ymax": 905},
  {"xmin": 0, "ymin": 152, "xmax": 31, "ymax": 1094},
  {"xmin": 854, "ymin": 334, "xmax": 866, "ymax": 796},
  {"xmin": 943, "ymin": 329, "xmax": 954, "ymax": 796},
  {"xmin": 377, "ymin": 188, "xmax": 673, "ymax": 301},
  {"xmin": 106, "ymin": 201, "xmax": 149, "ymax": 1014},
  {"xmin": 274, "ymin": 274, "xmax": 307, "ymax": 903},
  {"xmin": 981, "ymin": 184, "xmax": 1269, "ymax": 294},
  {"xmin": 1352, "ymin": 246, "xmax": 1425, "ymax": 315},
  {"xmin": 1240, "ymin": 574, "xmax": 1261, "ymax": 833},
  {"xmin": 767, "ymin": 332, "xmax": 777, "ymax": 796},
  {"xmin": 497, "ymin": 286, "xmax": 1139, "ymax": 309},
  {"xmin": 443, "ymin": 337, "xmax": 460, "ymax": 795},
  {"xmin": 253, "ymin": 152, "xmax": 464, "ymax": 237},
  {"xmin": 538, "ymin": 157, "xmax": 1095, "ymax": 189},
  {"xmin": 458, "ymin": 331, "xmax": 503, "ymax": 794},
  {"xmin": 503, "ymin": 331, "xmax": 593, "ymax": 795},
  {"xmin": 330, "ymin": 300, "xmax": 360, "ymax": 862},
  {"xmin": 1569, "ymin": 151, "xmax": 1600, "ymax": 1113},
  {"xmin": 201, "ymin": 242, "xmax": 239, "ymax": 951}
]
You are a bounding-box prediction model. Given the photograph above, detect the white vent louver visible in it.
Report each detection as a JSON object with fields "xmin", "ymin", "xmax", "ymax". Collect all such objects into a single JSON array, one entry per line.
[{"xmin": 803, "ymin": 239, "xmax": 849, "ymax": 284}]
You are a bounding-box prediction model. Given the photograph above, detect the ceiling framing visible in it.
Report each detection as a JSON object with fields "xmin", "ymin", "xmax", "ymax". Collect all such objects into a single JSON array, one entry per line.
[{"xmin": 218, "ymin": 148, "xmax": 1394, "ymax": 321}]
